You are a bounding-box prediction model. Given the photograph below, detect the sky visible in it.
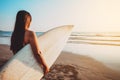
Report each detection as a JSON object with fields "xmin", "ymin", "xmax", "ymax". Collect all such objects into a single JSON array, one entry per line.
[{"xmin": 0, "ymin": 0, "xmax": 120, "ymax": 32}]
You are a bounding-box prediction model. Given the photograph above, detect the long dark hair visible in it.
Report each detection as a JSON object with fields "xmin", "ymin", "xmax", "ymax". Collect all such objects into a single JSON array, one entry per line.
[{"xmin": 10, "ymin": 10, "xmax": 32, "ymax": 54}]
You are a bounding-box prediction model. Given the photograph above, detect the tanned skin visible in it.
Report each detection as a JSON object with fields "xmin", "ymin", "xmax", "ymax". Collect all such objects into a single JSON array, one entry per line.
[{"xmin": 24, "ymin": 16, "xmax": 49, "ymax": 75}]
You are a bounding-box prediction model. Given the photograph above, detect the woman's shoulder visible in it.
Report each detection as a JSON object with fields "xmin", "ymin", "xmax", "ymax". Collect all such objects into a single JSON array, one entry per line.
[{"xmin": 25, "ymin": 30, "xmax": 36, "ymax": 38}]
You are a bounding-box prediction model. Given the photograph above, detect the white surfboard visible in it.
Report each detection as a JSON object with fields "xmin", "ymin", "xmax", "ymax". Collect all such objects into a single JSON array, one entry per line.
[{"xmin": 0, "ymin": 25, "xmax": 73, "ymax": 80}]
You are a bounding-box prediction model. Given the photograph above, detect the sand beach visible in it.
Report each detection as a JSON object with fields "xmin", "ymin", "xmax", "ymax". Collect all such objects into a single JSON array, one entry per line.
[{"xmin": 0, "ymin": 44, "xmax": 120, "ymax": 80}]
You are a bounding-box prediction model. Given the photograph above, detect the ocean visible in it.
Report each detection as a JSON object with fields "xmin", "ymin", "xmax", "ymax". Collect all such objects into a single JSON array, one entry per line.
[
  {"xmin": 0, "ymin": 31, "xmax": 120, "ymax": 46},
  {"xmin": 0, "ymin": 31, "xmax": 120, "ymax": 71}
]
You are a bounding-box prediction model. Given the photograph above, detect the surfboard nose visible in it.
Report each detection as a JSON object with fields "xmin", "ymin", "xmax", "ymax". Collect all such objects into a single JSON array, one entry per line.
[
  {"xmin": 57, "ymin": 25, "xmax": 74, "ymax": 32},
  {"xmin": 62, "ymin": 25, "xmax": 74, "ymax": 29},
  {"xmin": 66, "ymin": 25, "xmax": 74, "ymax": 30}
]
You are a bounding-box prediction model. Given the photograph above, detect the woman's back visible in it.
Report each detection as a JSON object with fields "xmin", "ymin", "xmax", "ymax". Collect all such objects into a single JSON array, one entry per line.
[{"xmin": 23, "ymin": 30, "xmax": 31, "ymax": 46}]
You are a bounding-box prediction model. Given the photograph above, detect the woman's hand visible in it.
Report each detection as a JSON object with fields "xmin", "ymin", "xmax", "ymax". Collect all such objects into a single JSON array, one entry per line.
[{"xmin": 43, "ymin": 65, "xmax": 50, "ymax": 75}]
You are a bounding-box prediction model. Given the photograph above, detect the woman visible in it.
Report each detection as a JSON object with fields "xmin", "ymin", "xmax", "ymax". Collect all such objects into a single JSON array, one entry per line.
[{"xmin": 10, "ymin": 10, "xmax": 49, "ymax": 75}]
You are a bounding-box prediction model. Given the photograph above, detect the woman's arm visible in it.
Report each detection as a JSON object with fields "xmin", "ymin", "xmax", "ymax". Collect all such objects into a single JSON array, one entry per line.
[{"xmin": 29, "ymin": 31, "xmax": 49, "ymax": 74}]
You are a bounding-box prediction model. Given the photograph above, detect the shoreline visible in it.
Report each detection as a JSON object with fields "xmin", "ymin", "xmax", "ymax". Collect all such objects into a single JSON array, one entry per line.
[{"xmin": 0, "ymin": 44, "xmax": 120, "ymax": 80}]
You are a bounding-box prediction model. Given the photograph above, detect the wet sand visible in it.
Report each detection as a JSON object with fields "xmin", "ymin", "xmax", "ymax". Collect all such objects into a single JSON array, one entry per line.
[{"xmin": 0, "ymin": 44, "xmax": 120, "ymax": 80}]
